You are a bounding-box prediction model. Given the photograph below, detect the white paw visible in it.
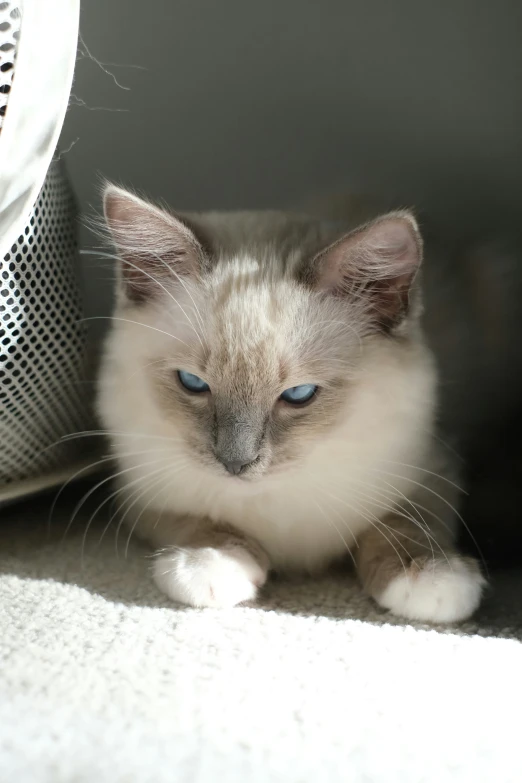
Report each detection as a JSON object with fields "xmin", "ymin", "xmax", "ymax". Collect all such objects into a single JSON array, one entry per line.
[
  {"xmin": 378, "ymin": 556, "xmax": 486, "ymax": 623},
  {"xmin": 153, "ymin": 544, "xmax": 268, "ymax": 608}
]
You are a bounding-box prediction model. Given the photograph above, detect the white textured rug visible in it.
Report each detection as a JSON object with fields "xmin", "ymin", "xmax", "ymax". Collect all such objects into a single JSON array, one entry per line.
[{"xmin": 1, "ymin": 490, "xmax": 521, "ymax": 783}]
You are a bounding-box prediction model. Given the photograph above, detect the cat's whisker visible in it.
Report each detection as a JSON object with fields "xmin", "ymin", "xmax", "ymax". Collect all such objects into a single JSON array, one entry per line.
[
  {"xmin": 373, "ymin": 460, "xmax": 465, "ymax": 493},
  {"xmin": 58, "ymin": 429, "xmax": 185, "ymax": 444},
  {"xmin": 106, "ymin": 446, "xmax": 174, "ymax": 459},
  {"xmin": 84, "ymin": 452, "xmax": 191, "ymax": 559},
  {"xmin": 116, "ymin": 254, "xmax": 207, "ymax": 352},
  {"xmin": 347, "ymin": 485, "xmax": 447, "ymax": 567},
  {"xmin": 324, "ymin": 441, "xmax": 466, "ymax": 489},
  {"xmin": 49, "ymin": 439, "xmax": 187, "ymax": 527},
  {"xmin": 79, "ymin": 248, "xmax": 120, "ymax": 262},
  {"xmin": 114, "ymin": 468, "xmax": 175, "ymax": 559},
  {"xmin": 378, "ymin": 480, "xmax": 442, "ymax": 557},
  {"xmin": 96, "ymin": 480, "xmax": 144, "ymax": 551},
  {"xmin": 310, "ymin": 498, "xmax": 358, "ymax": 569},
  {"xmin": 320, "ymin": 452, "xmax": 465, "ymax": 493},
  {"xmin": 62, "ymin": 456, "xmax": 170, "ymax": 544},
  {"xmin": 367, "ymin": 467, "xmax": 487, "ymax": 574},
  {"xmin": 150, "ymin": 250, "xmax": 209, "ymax": 348},
  {"xmin": 122, "ymin": 466, "xmax": 190, "ymax": 559},
  {"xmin": 378, "ymin": 520, "xmax": 445, "ymax": 557},
  {"xmin": 401, "ymin": 499, "xmax": 454, "ymax": 536},
  {"xmin": 80, "ymin": 466, "xmax": 166, "ymax": 563},
  {"xmin": 97, "ymin": 462, "xmax": 184, "ymax": 552},
  {"xmin": 48, "ymin": 454, "xmax": 123, "ymax": 536},
  {"xmin": 151, "ymin": 478, "xmax": 178, "ymax": 532},
  {"xmin": 374, "ymin": 515, "xmax": 442, "ymax": 563},
  {"xmin": 79, "ymin": 315, "xmax": 191, "ymax": 348},
  {"xmin": 355, "ymin": 477, "xmax": 437, "ymax": 562},
  {"xmin": 311, "ymin": 481, "xmax": 410, "ymax": 579},
  {"xmin": 80, "ymin": 460, "xmax": 176, "ymax": 559},
  {"xmin": 344, "ymin": 472, "xmax": 453, "ymax": 568},
  {"xmin": 110, "ymin": 467, "xmax": 171, "ymax": 553}
]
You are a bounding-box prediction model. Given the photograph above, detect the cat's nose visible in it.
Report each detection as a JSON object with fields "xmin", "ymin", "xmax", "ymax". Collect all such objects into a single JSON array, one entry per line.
[{"xmin": 223, "ymin": 459, "xmax": 255, "ymax": 476}]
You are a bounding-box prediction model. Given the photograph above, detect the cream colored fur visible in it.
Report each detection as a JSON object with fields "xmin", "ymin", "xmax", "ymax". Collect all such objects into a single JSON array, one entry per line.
[{"xmin": 97, "ymin": 186, "xmax": 485, "ymax": 623}]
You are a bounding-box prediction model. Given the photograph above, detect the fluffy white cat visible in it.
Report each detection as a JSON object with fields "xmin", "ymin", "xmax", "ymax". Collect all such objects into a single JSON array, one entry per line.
[{"xmin": 97, "ymin": 185, "xmax": 488, "ymax": 623}]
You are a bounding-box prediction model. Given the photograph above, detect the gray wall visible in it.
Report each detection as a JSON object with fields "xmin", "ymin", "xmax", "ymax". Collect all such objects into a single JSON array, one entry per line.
[{"xmin": 60, "ymin": 0, "xmax": 522, "ymax": 321}]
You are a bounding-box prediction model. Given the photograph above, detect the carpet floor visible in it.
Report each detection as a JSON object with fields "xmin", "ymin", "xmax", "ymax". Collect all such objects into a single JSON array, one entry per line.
[{"xmin": 1, "ymin": 489, "xmax": 521, "ymax": 782}]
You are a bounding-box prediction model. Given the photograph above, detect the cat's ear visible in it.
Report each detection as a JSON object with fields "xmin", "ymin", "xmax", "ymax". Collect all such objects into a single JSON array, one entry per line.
[
  {"xmin": 103, "ymin": 184, "xmax": 206, "ymax": 303},
  {"xmin": 308, "ymin": 212, "xmax": 422, "ymax": 330}
]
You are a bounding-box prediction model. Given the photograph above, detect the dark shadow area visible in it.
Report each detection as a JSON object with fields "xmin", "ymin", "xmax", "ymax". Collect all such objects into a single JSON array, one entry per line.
[{"xmin": 459, "ymin": 418, "xmax": 522, "ymax": 570}]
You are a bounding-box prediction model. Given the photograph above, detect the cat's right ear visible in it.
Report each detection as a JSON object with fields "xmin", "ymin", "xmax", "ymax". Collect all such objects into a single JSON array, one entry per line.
[
  {"xmin": 103, "ymin": 184, "xmax": 206, "ymax": 304},
  {"xmin": 303, "ymin": 212, "xmax": 422, "ymax": 331}
]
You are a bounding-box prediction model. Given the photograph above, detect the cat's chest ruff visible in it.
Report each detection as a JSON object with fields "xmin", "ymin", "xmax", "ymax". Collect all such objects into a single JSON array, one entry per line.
[
  {"xmin": 218, "ymin": 481, "xmax": 369, "ymax": 570},
  {"xmin": 164, "ymin": 457, "xmax": 414, "ymax": 572}
]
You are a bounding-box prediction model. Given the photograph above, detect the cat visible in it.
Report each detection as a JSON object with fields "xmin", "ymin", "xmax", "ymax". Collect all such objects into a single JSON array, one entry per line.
[{"xmin": 95, "ymin": 183, "xmax": 515, "ymax": 624}]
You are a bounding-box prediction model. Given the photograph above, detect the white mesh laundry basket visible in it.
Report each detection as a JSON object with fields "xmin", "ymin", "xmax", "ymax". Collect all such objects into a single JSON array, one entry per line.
[{"xmin": 0, "ymin": 0, "xmax": 93, "ymax": 503}]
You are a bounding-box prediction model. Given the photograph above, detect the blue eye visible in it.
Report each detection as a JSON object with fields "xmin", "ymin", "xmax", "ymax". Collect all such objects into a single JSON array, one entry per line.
[
  {"xmin": 178, "ymin": 370, "xmax": 210, "ymax": 393},
  {"xmin": 280, "ymin": 384, "xmax": 318, "ymax": 405}
]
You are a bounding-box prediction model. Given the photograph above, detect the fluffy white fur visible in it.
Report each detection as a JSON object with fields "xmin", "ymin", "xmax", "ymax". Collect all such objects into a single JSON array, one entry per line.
[
  {"xmin": 100, "ymin": 318, "xmax": 435, "ymax": 566},
  {"xmin": 378, "ymin": 557, "xmax": 485, "ymax": 623},
  {"xmin": 97, "ymin": 186, "xmax": 485, "ymax": 623},
  {"xmin": 154, "ymin": 545, "xmax": 267, "ymax": 608}
]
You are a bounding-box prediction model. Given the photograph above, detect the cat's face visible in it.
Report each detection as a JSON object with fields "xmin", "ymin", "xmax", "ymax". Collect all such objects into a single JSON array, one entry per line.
[
  {"xmin": 100, "ymin": 187, "xmax": 424, "ymax": 483},
  {"xmin": 146, "ymin": 270, "xmax": 363, "ymax": 480}
]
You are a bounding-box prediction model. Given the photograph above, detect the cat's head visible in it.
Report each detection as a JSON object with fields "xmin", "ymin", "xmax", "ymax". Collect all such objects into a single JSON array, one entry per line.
[{"xmin": 99, "ymin": 185, "xmax": 430, "ymax": 483}]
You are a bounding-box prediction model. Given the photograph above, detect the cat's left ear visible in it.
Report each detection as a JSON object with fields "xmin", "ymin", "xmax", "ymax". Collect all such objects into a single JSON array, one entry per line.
[
  {"xmin": 103, "ymin": 184, "xmax": 206, "ymax": 303},
  {"xmin": 306, "ymin": 211, "xmax": 422, "ymax": 331}
]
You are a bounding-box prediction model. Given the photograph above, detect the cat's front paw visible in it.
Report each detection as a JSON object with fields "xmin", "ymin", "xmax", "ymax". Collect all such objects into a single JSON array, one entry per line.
[
  {"xmin": 153, "ymin": 544, "xmax": 268, "ymax": 608},
  {"xmin": 376, "ymin": 555, "xmax": 485, "ymax": 623}
]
